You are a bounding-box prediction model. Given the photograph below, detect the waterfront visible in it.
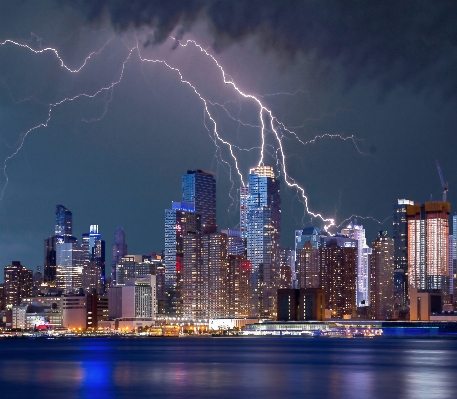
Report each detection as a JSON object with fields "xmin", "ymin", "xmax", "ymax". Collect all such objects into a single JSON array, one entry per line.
[{"xmin": 0, "ymin": 337, "xmax": 456, "ymax": 399}]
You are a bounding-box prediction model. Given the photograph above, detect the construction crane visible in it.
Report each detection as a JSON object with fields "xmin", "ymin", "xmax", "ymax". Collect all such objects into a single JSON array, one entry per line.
[{"xmin": 436, "ymin": 159, "xmax": 448, "ymax": 202}]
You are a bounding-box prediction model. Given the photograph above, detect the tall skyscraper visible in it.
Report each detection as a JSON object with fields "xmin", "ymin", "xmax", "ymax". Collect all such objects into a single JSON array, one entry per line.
[
  {"xmin": 320, "ymin": 236, "xmax": 358, "ymax": 319},
  {"xmin": 44, "ymin": 204, "xmax": 75, "ymax": 284},
  {"xmin": 111, "ymin": 227, "xmax": 128, "ymax": 286},
  {"xmin": 392, "ymin": 199, "xmax": 414, "ymax": 308},
  {"xmin": 452, "ymin": 215, "xmax": 457, "ymax": 307},
  {"xmin": 341, "ymin": 221, "xmax": 371, "ymax": 306},
  {"xmin": 245, "ymin": 165, "xmax": 281, "ymax": 318},
  {"xmin": 407, "ymin": 201, "xmax": 450, "ymax": 302},
  {"xmin": 240, "ymin": 185, "xmax": 249, "ymax": 239},
  {"xmin": 370, "ymin": 231, "xmax": 394, "ymax": 319},
  {"xmin": 182, "ymin": 170, "xmax": 216, "ymax": 230},
  {"xmin": 164, "ymin": 202, "xmax": 201, "ymax": 315},
  {"xmin": 3, "ymin": 261, "xmax": 33, "ymax": 307},
  {"xmin": 82, "ymin": 225, "xmax": 106, "ymax": 294},
  {"xmin": 297, "ymin": 241, "xmax": 320, "ymax": 289}
]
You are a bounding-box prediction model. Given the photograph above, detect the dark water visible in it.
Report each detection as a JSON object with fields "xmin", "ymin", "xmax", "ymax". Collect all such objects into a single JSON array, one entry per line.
[{"xmin": 0, "ymin": 337, "xmax": 456, "ymax": 399}]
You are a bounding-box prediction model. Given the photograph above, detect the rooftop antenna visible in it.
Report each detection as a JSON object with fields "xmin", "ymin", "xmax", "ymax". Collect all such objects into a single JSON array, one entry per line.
[{"xmin": 436, "ymin": 160, "xmax": 448, "ymax": 202}]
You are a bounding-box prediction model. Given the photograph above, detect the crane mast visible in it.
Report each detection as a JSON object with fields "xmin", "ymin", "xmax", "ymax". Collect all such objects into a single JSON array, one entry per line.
[{"xmin": 436, "ymin": 160, "xmax": 448, "ymax": 202}]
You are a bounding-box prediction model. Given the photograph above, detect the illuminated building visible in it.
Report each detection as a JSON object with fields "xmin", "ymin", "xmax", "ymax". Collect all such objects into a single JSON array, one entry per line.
[
  {"xmin": 240, "ymin": 185, "xmax": 249, "ymax": 239},
  {"xmin": 164, "ymin": 202, "xmax": 200, "ymax": 315},
  {"xmin": 111, "ymin": 227, "xmax": 128, "ymax": 286},
  {"xmin": 182, "ymin": 231, "xmax": 227, "ymax": 319},
  {"xmin": 320, "ymin": 236, "xmax": 357, "ymax": 319},
  {"xmin": 221, "ymin": 228, "xmax": 245, "ymax": 256},
  {"xmin": 341, "ymin": 221, "xmax": 371, "ymax": 306},
  {"xmin": 407, "ymin": 201, "xmax": 450, "ymax": 302},
  {"xmin": 226, "ymin": 255, "xmax": 251, "ymax": 318},
  {"xmin": 182, "ymin": 169, "xmax": 216, "ymax": 230},
  {"xmin": 451, "ymin": 215, "xmax": 457, "ymax": 307},
  {"xmin": 3, "ymin": 261, "xmax": 33, "ymax": 307},
  {"xmin": 245, "ymin": 165, "xmax": 281, "ymax": 318},
  {"xmin": 279, "ymin": 248, "xmax": 294, "ymax": 289},
  {"xmin": 370, "ymin": 231, "xmax": 394, "ymax": 319},
  {"xmin": 81, "ymin": 225, "xmax": 106, "ymax": 294},
  {"xmin": 297, "ymin": 241, "xmax": 320, "ymax": 289},
  {"xmin": 392, "ymin": 199, "xmax": 414, "ymax": 308},
  {"xmin": 56, "ymin": 242, "xmax": 84, "ymax": 294},
  {"xmin": 44, "ymin": 204, "xmax": 75, "ymax": 284},
  {"xmin": 108, "ymin": 276, "xmax": 156, "ymax": 319}
]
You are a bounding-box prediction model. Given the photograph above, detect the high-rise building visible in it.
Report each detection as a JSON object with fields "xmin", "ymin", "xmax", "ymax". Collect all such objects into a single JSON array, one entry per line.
[
  {"xmin": 240, "ymin": 186, "xmax": 249, "ymax": 239},
  {"xmin": 320, "ymin": 236, "xmax": 358, "ymax": 319},
  {"xmin": 56, "ymin": 242, "xmax": 84, "ymax": 294},
  {"xmin": 164, "ymin": 202, "xmax": 201, "ymax": 315},
  {"xmin": 450, "ymin": 214, "xmax": 457, "ymax": 307},
  {"xmin": 82, "ymin": 225, "xmax": 106, "ymax": 294},
  {"xmin": 182, "ymin": 170, "xmax": 216, "ymax": 230},
  {"xmin": 3, "ymin": 261, "xmax": 33, "ymax": 307},
  {"xmin": 297, "ymin": 241, "xmax": 320, "ymax": 289},
  {"xmin": 370, "ymin": 231, "xmax": 394, "ymax": 319},
  {"xmin": 392, "ymin": 199, "xmax": 414, "ymax": 308},
  {"xmin": 279, "ymin": 248, "xmax": 294, "ymax": 289},
  {"xmin": 226, "ymin": 255, "xmax": 251, "ymax": 318},
  {"xmin": 341, "ymin": 221, "xmax": 371, "ymax": 306},
  {"xmin": 182, "ymin": 231, "xmax": 228, "ymax": 319},
  {"xmin": 111, "ymin": 227, "xmax": 128, "ymax": 286},
  {"xmin": 221, "ymin": 228, "xmax": 245, "ymax": 256},
  {"xmin": 407, "ymin": 201, "xmax": 450, "ymax": 302},
  {"xmin": 245, "ymin": 165, "xmax": 281, "ymax": 318},
  {"xmin": 55, "ymin": 204, "xmax": 73, "ymax": 237}
]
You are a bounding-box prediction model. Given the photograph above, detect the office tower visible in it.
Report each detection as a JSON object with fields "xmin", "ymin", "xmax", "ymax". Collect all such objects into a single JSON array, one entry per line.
[
  {"xmin": 297, "ymin": 241, "xmax": 320, "ymax": 289},
  {"xmin": 3, "ymin": 261, "xmax": 33, "ymax": 307},
  {"xmin": 56, "ymin": 242, "xmax": 84, "ymax": 294},
  {"xmin": 82, "ymin": 225, "xmax": 106, "ymax": 294},
  {"xmin": 44, "ymin": 205, "xmax": 77, "ymax": 285},
  {"xmin": 182, "ymin": 231, "xmax": 228, "ymax": 319},
  {"xmin": 111, "ymin": 227, "xmax": 128, "ymax": 286},
  {"xmin": 116, "ymin": 255, "xmax": 157, "ymax": 285},
  {"xmin": 33, "ymin": 266, "xmax": 44, "ymax": 287},
  {"xmin": 370, "ymin": 231, "xmax": 394, "ymax": 319},
  {"xmin": 221, "ymin": 228, "xmax": 245, "ymax": 256},
  {"xmin": 277, "ymin": 288, "xmax": 325, "ymax": 321},
  {"xmin": 320, "ymin": 236, "xmax": 358, "ymax": 319},
  {"xmin": 164, "ymin": 202, "xmax": 201, "ymax": 315},
  {"xmin": 240, "ymin": 186, "xmax": 249, "ymax": 239},
  {"xmin": 407, "ymin": 201, "xmax": 450, "ymax": 302},
  {"xmin": 279, "ymin": 248, "xmax": 294, "ymax": 289},
  {"xmin": 182, "ymin": 170, "xmax": 216, "ymax": 230},
  {"xmin": 245, "ymin": 165, "xmax": 281, "ymax": 318},
  {"xmin": 295, "ymin": 225, "xmax": 326, "ymax": 289},
  {"xmin": 392, "ymin": 199, "xmax": 414, "ymax": 308},
  {"xmin": 341, "ymin": 221, "xmax": 371, "ymax": 306},
  {"xmin": 0, "ymin": 284, "xmax": 4, "ymax": 310},
  {"xmin": 226, "ymin": 255, "xmax": 251, "ymax": 318}
]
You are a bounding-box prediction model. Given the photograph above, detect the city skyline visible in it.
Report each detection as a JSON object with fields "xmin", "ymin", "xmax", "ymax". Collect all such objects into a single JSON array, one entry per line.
[{"xmin": 0, "ymin": 2, "xmax": 456, "ymax": 275}]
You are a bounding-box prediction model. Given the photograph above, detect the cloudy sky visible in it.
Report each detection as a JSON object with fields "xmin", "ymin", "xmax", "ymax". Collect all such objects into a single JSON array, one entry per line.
[{"xmin": 1, "ymin": 1, "xmax": 456, "ymax": 277}]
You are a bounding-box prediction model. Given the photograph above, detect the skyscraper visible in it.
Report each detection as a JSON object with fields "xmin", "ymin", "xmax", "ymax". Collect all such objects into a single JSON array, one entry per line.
[
  {"xmin": 245, "ymin": 165, "xmax": 281, "ymax": 318},
  {"xmin": 182, "ymin": 170, "xmax": 216, "ymax": 230},
  {"xmin": 111, "ymin": 227, "xmax": 128, "ymax": 286},
  {"xmin": 392, "ymin": 199, "xmax": 414, "ymax": 308},
  {"xmin": 407, "ymin": 201, "xmax": 450, "ymax": 302},
  {"xmin": 164, "ymin": 202, "xmax": 201, "ymax": 315},
  {"xmin": 55, "ymin": 204, "xmax": 73, "ymax": 237},
  {"xmin": 370, "ymin": 231, "xmax": 394, "ymax": 319},
  {"xmin": 452, "ymin": 215, "xmax": 457, "ymax": 307},
  {"xmin": 341, "ymin": 221, "xmax": 371, "ymax": 306},
  {"xmin": 3, "ymin": 261, "xmax": 33, "ymax": 307},
  {"xmin": 82, "ymin": 225, "xmax": 106, "ymax": 294},
  {"xmin": 320, "ymin": 236, "xmax": 358, "ymax": 319}
]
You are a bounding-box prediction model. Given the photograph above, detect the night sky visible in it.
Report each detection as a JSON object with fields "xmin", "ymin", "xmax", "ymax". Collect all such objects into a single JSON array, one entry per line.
[{"xmin": 1, "ymin": 1, "xmax": 456, "ymax": 279}]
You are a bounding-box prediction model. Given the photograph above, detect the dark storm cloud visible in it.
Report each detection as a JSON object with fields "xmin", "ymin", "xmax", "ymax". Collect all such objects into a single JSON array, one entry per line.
[{"xmin": 66, "ymin": 0, "xmax": 457, "ymax": 99}]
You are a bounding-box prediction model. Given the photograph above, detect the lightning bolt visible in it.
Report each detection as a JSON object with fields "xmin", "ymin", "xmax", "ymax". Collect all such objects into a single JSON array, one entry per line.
[{"xmin": 1, "ymin": 33, "xmax": 371, "ymax": 230}]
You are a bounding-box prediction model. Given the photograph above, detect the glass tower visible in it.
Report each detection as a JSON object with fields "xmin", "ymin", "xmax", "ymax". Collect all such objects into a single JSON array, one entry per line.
[
  {"xmin": 245, "ymin": 165, "xmax": 281, "ymax": 318},
  {"xmin": 111, "ymin": 227, "xmax": 128, "ymax": 286},
  {"xmin": 182, "ymin": 170, "xmax": 216, "ymax": 230}
]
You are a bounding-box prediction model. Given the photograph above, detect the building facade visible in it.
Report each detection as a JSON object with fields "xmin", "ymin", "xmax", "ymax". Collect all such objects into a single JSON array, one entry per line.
[
  {"xmin": 3, "ymin": 261, "xmax": 33, "ymax": 307},
  {"xmin": 111, "ymin": 227, "xmax": 128, "ymax": 286}
]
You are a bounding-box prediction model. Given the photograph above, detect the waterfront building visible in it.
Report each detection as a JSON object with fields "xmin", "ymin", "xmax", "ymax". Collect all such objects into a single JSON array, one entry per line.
[
  {"xmin": 62, "ymin": 295, "xmax": 87, "ymax": 329},
  {"xmin": 407, "ymin": 201, "xmax": 450, "ymax": 302},
  {"xmin": 277, "ymin": 288, "xmax": 325, "ymax": 322},
  {"xmin": 320, "ymin": 236, "xmax": 358, "ymax": 319},
  {"xmin": 393, "ymin": 199, "xmax": 414, "ymax": 309},
  {"xmin": 245, "ymin": 165, "xmax": 281, "ymax": 318},
  {"xmin": 370, "ymin": 231, "xmax": 394, "ymax": 319},
  {"xmin": 164, "ymin": 202, "xmax": 201, "ymax": 315},
  {"xmin": 111, "ymin": 227, "xmax": 128, "ymax": 286},
  {"xmin": 297, "ymin": 241, "xmax": 320, "ymax": 289},
  {"xmin": 182, "ymin": 231, "xmax": 228, "ymax": 319},
  {"xmin": 55, "ymin": 242, "xmax": 84, "ymax": 294},
  {"xmin": 452, "ymin": 215, "xmax": 457, "ymax": 307},
  {"xmin": 3, "ymin": 261, "xmax": 33, "ymax": 307},
  {"xmin": 226, "ymin": 255, "xmax": 251, "ymax": 318},
  {"xmin": 341, "ymin": 221, "xmax": 371, "ymax": 306},
  {"xmin": 182, "ymin": 169, "xmax": 216, "ymax": 230}
]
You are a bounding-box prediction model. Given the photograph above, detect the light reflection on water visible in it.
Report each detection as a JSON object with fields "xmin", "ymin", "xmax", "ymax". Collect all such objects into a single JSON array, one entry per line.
[{"xmin": 0, "ymin": 338, "xmax": 456, "ymax": 399}]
